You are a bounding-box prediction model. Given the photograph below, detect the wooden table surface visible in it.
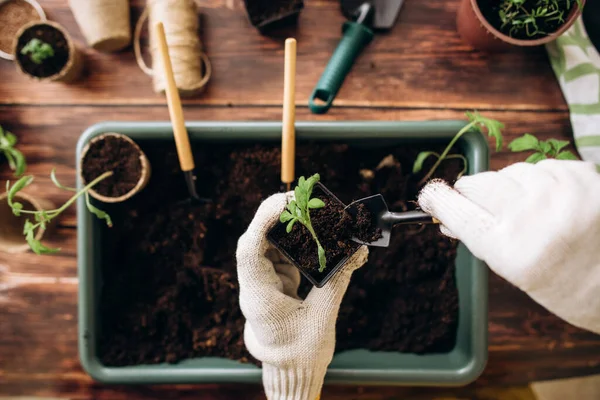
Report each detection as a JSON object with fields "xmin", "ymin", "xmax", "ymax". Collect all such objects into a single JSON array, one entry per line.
[{"xmin": 1, "ymin": 0, "xmax": 599, "ymax": 398}]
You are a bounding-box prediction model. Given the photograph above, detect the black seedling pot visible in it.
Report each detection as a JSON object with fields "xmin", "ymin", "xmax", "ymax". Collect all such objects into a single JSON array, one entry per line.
[
  {"xmin": 267, "ymin": 182, "xmax": 361, "ymax": 288},
  {"xmin": 243, "ymin": 0, "xmax": 304, "ymax": 34}
]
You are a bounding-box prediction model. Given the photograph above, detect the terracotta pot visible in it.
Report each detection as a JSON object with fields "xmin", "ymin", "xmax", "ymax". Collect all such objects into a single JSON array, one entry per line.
[
  {"xmin": 13, "ymin": 20, "xmax": 84, "ymax": 82},
  {"xmin": 79, "ymin": 133, "xmax": 151, "ymax": 203},
  {"xmin": 457, "ymin": 0, "xmax": 586, "ymax": 52},
  {"xmin": 68, "ymin": 0, "xmax": 131, "ymax": 52},
  {"xmin": 0, "ymin": 191, "xmax": 53, "ymax": 254}
]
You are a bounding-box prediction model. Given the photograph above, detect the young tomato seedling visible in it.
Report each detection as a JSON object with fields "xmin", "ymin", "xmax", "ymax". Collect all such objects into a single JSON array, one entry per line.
[
  {"xmin": 279, "ymin": 174, "xmax": 328, "ymax": 272},
  {"xmin": 413, "ymin": 111, "xmax": 504, "ymax": 186},
  {"xmin": 508, "ymin": 133, "xmax": 578, "ymax": 163},
  {"xmin": 6, "ymin": 170, "xmax": 113, "ymax": 254},
  {"xmin": 21, "ymin": 38, "xmax": 55, "ymax": 64},
  {"xmin": 0, "ymin": 126, "xmax": 26, "ymax": 177}
]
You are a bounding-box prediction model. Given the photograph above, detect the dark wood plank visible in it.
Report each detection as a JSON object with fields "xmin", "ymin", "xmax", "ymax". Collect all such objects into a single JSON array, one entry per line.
[
  {"xmin": 1, "ymin": 106, "xmax": 599, "ymax": 400},
  {"xmin": 0, "ymin": 0, "xmax": 566, "ymax": 110}
]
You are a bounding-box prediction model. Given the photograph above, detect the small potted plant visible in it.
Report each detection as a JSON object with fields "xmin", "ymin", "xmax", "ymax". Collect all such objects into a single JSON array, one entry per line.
[
  {"xmin": 457, "ymin": 0, "xmax": 586, "ymax": 51},
  {"xmin": 243, "ymin": 0, "xmax": 304, "ymax": 33},
  {"xmin": 267, "ymin": 173, "xmax": 380, "ymax": 287},
  {"xmin": 80, "ymin": 133, "xmax": 151, "ymax": 203},
  {"xmin": 13, "ymin": 20, "xmax": 83, "ymax": 82}
]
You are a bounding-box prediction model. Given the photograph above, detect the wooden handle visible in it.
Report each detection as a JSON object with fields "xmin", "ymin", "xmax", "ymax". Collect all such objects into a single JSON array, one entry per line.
[
  {"xmin": 281, "ymin": 38, "xmax": 296, "ymax": 189},
  {"xmin": 154, "ymin": 22, "xmax": 195, "ymax": 172}
]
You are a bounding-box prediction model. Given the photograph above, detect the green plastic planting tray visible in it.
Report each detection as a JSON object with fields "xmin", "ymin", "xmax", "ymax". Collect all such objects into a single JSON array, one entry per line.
[{"xmin": 78, "ymin": 121, "xmax": 489, "ymax": 386}]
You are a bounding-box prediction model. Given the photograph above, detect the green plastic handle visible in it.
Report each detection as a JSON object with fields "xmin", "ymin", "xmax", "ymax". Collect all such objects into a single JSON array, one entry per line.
[{"xmin": 309, "ymin": 21, "xmax": 374, "ymax": 114}]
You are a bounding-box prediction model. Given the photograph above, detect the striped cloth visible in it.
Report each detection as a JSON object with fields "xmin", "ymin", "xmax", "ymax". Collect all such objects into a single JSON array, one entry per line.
[{"xmin": 547, "ymin": 17, "xmax": 600, "ymax": 170}]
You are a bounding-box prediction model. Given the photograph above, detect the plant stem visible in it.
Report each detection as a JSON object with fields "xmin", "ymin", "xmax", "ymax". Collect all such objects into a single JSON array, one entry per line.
[{"xmin": 418, "ymin": 121, "xmax": 476, "ymax": 186}]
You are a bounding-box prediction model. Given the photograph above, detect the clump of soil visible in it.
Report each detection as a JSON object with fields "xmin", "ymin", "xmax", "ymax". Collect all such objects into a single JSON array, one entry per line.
[
  {"xmin": 82, "ymin": 135, "xmax": 142, "ymax": 198},
  {"xmin": 478, "ymin": 0, "xmax": 577, "ymax": 40},
  {"xmin": 99, "ymin": 142, "xmax": 461, "ymax": 366},
  {"xmin": 244, "ymin": 0, "xmax": 303, "ymax": 27},
  {"xmin": 269, "ymin": 185, "xmax": 381, "ymax": 282},
  {"xmin": 0, "ymin": 0, "xmax": 41, "ymax": 55},
  {"xmin": 16, "ymin": 23, "xmax": 69, "ymax": 78}
]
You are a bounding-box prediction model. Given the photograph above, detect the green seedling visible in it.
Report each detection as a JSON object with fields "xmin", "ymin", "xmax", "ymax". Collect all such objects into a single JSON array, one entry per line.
[
  {"xmin": 280, "ymin": 173, "xmax": 327, "ymax": 272},
  {"xmin": 0, "ymin": 126, "xmax": 26, "ymax": 177},
  {"xmin": 499, "ymin": 0, "xmax": 582, "ymax": 38},
  {"xmin": 6, "ymin": 170, "xmax": 113, "ymax": 254},
  {"xmin": 508, "ymin": 133, "xmax": 578, "ymax": 163},
  {"xmin": 20, "ymin": 38, "xmax": 55, "ymax": 64},
  {"xmin": 413, "ymin": 111, "xmax": 504, "ymax": 185}
]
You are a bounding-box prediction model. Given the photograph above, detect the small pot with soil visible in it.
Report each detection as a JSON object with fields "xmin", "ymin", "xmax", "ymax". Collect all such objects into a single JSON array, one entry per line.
[
  {"xmin": 268, "ymin": 174, "xmax": 380, "ymax": 287},
  {"xmin": 0, "ymin": 191, "xmax": 52, "ymax": 253},
  {"xmin": 244, "ymin": 0, "xmax": 304, "ymax": 33},
  {"xmin": 80, "ymin": 133, "xmax": 151, "ymax": 203},
  {"xmin": 0, "ymin": 0, "xmax": 46, "ymax": 61},
  {"xmin": 457, "ymin": 0, "xmax": 586, "ymax": 51},
  {"xmin": 13, "ymin": 20, "xmax": 83, "ymax": 82}
]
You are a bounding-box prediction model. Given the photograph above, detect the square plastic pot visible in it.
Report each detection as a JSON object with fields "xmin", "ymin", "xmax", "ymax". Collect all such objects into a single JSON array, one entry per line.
[{"xmin": 77, "ymin": 120, "xmax": 489, "ymax": 386}]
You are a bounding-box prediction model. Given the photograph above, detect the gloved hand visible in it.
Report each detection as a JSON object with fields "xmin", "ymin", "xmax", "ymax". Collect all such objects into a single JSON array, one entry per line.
[
  {"xmin": 418, "ymin": 160, "xmax": 600, "ymax": 334},
  {"xmin": 237, "ymin": 193, "xmax": 368, "ymax": 400}
]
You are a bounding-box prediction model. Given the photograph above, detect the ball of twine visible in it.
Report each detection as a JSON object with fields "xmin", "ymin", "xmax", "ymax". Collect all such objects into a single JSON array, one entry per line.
[{"xmin": 134, "ymin": 0, "xmax": 211, "ymax": 97}]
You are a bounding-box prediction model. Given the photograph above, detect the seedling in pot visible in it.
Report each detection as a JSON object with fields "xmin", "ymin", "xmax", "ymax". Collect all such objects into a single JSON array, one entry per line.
[
  {"xmin": 499, "ymin": 0, "xmax": 583, "ymax": 38},
  {"xmin": 413, "ymin": 111, "xmax": 504, "ymax": 185},
  {"xmin": 6, "ymin": 170, "xmax": 113, "ymax": 254},
  {"xmin": 268, "ymin": 174, "xmax": 379, "ymax": 288},
  {"xmin": 20, "ymin": 38, "xmax": 54, "ymax": 64},
  {"xmin": 508, "ymin": 133, "xmax": 578, "ymax": 163},
  {"xmin": 0, "ymin": 126, "xmax": 26, "ymax": 177}
]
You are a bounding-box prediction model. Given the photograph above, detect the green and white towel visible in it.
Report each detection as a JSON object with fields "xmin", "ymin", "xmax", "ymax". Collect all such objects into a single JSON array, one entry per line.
[{"xmin": 547, "ymin": 18, "xmax": 600, "ymax": 169}]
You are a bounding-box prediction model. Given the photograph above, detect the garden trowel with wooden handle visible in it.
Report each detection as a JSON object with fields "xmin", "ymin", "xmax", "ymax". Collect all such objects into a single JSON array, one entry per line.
[
  {"xmin": 308, "ymin": 0, "xmax": 405, "ymax": 114},
  {"xmin": 155, "ymin": 22, "xmax": 210, "ymax": 204},
  {"xmin": 345, "ymin": 194, "xmax": 439, "ymax": 247}
]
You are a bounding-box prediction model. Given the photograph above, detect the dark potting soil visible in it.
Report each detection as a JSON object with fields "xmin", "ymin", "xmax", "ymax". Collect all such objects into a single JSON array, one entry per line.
[
  {"xmin": 269, "ymin": 187, "xmax": 380, "ymax": 281},
  {"xmin": 16, "ymin": 24, "xmax": 69, "ymax": 78},
  {"xmin": 99, "ymin": 142, "xmax": 462, "ymax": 366},
  {"xmin": 477, "ymin": 0, "xmax": 577, "ymax": 40},
  {"xmin": 244, "ymin": 0, "xmax": 303, "ymax": 26},
  {"xmin": 82, "ymin": 135, "xmax": 142, "ymax": 198}
]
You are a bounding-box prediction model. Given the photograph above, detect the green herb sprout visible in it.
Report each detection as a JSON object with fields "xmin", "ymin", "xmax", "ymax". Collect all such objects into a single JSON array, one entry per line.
[
  {"xmin": 0, "ymin": 126, "xmax": 26, "ymax": 177},
  {"xmin": 6, "ymin": 170, "xmax": 113, "ymax": 254},
  {"xmin": 508, "ymin": 133, "xmax": 578, "ymax": 163},
  {"xmin": 280, "ymin": 173, "xmax": 327, "ymax": 272},
  {"xmin": 413, "ymin": 111, "xmax": 504, "ymax": 185},
  {"xmin": 20, "ymin": 38, "xmax": 55, "ymax": 64},
  {"xmin": 499, "ymin": 0, "xmax": 582, "ymax": 38}
]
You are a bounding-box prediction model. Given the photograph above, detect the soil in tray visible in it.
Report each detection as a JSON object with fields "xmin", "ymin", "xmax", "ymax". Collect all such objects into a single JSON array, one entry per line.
[
  {"xmin": 244, "ymin": 0, "xmax": 303, "ymax": 26},
  {"xmin": 269, "ymin": 186, "xmax": 381, "ymax": 282},
  {"xmin": 477, "ymin": 0, "xmax": 577, "ymax": 40},
  {"xmin": 98, "ymin": 141, "xmax": 461, "ymax": 366},
  {"xmin": 16, "ymin": 24, "xmax": 69, "ymax": 78},
  {"xmin": 82, "ymin": 136, "xmax": 142, "ymax": 198}
]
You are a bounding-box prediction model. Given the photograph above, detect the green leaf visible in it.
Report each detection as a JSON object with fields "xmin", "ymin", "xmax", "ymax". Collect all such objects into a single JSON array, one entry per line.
[
  {"xmin": 5, "ymin": 132, "xmax": 17, "ymax": 147},
  {"xmin": 23, "ymin": 220, "xmax": 35, "ymax": 235},
  {"xmin": 85, "ymin": 194, "xmax": 112, "ymax": 227},
  {"xmin": 50, "ymin": 168, "xmax": 76, "ymax": 191},
  {"xmin": 525, "ymin": 152, "xmax": 547, "ymax": 164},
  {"xmin": 305, "ymin": 173, "xmax": 320, "ymax": 195},
  {"xmin": 539, "ymin": 141, "xmax": 553, "ymax": 156},
  {"xmin": 308, "ymin": 198, "xmax": 325, "ymax": 209},
  {"xmin": 7, "ymin": 176, "xmax": 33, "ymax": 205},
  {"xmin": 556, "ymin": 150, "xmax": 578, "ymax": 160},
  {"xmin": 294, "ymin": 186, "xmax": 307, "ymax": 209},
  {"xmin": 508, "ymin": 134, "xmax": 540, "ymax": 152},
  {"xmin": 280, "ymin": 210, "xmax": 294, "ymax": 223},
  {"xmin": 298, "ymin": 176, "xmax": 306, "ymax": 189},
  {"xmin": 286, "ymin": 200, "xmax": 297, "ymax": 213},
  {"xmin": 11, "ymin": 149, "xmax": 26, "ymax": 177},
  {"xmin": 317, "ymin": 245, "xmax": 327, "ymax": 273},
  {"xmin": 26, "ymin": 232, "xmax": 60, "ymax": 255},
  {"xmin": 412, "ymin": 151, "xmax": 439, "ymax": 173},
  {"xmin": 286, "ymin": 219, "xmax": 296, "ymax": 233},
  {"xmin": 466, "ymin": 111, "xmax": 504, "ymax": 151},
  {"xmin": 11, "ymin": 202, "xmax": 23, "ymax": 216},
  {"xmin": 548, "ymin": 139, "xmax": 570, "ymax": 153}
]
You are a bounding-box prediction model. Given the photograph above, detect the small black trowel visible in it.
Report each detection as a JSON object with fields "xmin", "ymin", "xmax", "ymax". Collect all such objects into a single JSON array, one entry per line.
[{"xmin": 345, "ymin": 194, "xmax": 438, "ymax": 247}]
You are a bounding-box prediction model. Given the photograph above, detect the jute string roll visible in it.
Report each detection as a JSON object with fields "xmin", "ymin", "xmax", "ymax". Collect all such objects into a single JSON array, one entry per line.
[{"xmin": 134, "ymin": 0, "xmax": 211, "ymax": 96}]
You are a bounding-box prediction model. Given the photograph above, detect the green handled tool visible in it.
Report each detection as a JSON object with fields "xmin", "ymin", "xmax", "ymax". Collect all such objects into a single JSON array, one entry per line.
[{"xmin": 309, "ymin": 0, "xmax": 405, "ymax": 114}]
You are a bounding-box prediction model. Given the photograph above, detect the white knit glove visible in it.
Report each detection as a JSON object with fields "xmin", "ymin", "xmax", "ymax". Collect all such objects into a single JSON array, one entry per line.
[
  {"xmin": 236, "ymin": 193, "xmax": 368, "ymax": 400},
  {"xmin": 418, "ymin": 160, "xmax": 600, "ymax": 334}
]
